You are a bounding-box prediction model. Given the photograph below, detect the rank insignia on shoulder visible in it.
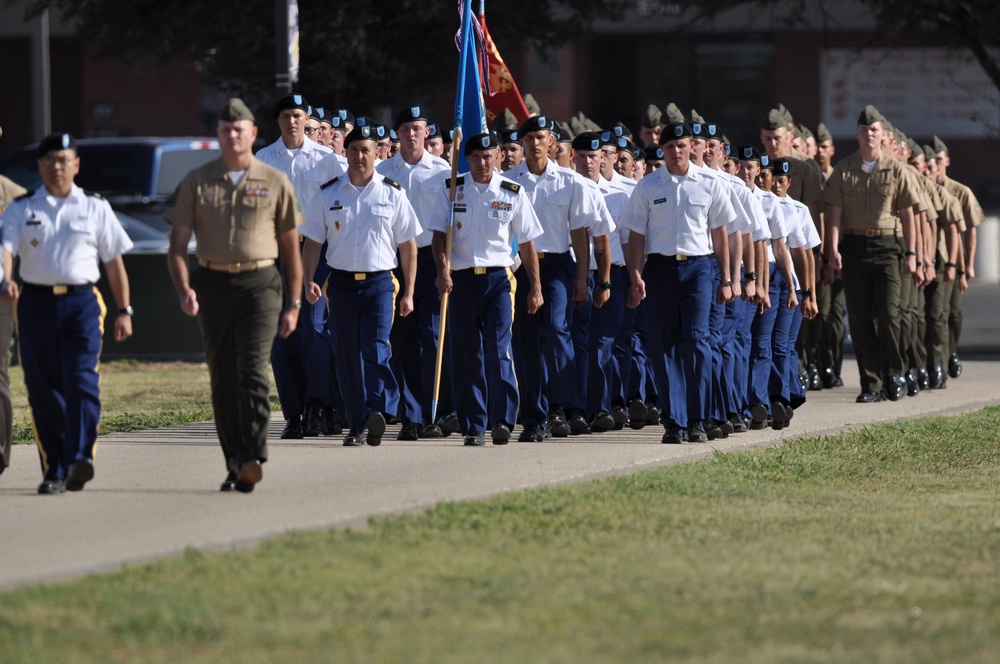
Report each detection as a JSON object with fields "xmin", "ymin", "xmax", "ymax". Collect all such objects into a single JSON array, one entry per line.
[
  {"xmin": 83, "ymin": 190, "xmax": 105, "ymax": 200},
  {"xmin": 384, "ymin": 177, "xmax": 402, "ymax": 190},
  {"xmin": 15, "ymin": 190, "xmax": 35, "ymax": 201},
  {"xmin": 500, "ymin": 181, "xmax": 520, "ymax": 194},
  {"xmin": 445, "ymin": 176, "xmax": 465, "ymax": 188},
  {"xmin": 320, "ymin": 176, "xmax": 340, "ymax": 190}
]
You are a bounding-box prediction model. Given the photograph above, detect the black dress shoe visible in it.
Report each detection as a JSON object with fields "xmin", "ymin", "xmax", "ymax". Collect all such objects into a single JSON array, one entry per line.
[
  {"xmin": 463, "ymin": 433, "xmax": 486, "ymax": 446},
  {"xmin": 280, "ymin": 417, "xmax": 304, "ymax": 440},
  {"xmin": 589, "ymin": 411, "xmax": 615, "ymax": 433},
  {"xmin": 397, "ymin": 422, "xmax": 421, "ymax": 441},
  {"xmin": 220, "ymin": 471, "xmax": 239, "ymax": 492},
  {"xmin": 917, "ymin": 368, "xmax": 930, "ymax": 391},
  {"xmin": 491, "ymin": 422, "xmax": 511, "ymax": 445},
  {"xmin": 661, "ymin": 426, "xmax": 683, "ymax": 444},
  {"xmin": 906, "ymin": 370, "xmax": 920, "ymax": 397},
  {"xmin": 366, "ymin": 412, "xmax": 386, "ymax": 446},
  {"xmin": 238, "ymin": 459, "xmax": 263, "ymax": 488},
  {"xmin": 749, "ymin": 404, "xmax": 768, "ymax": 430},
  {"xmin": 38, "ymin": 479, "xmax": 66, "ymax": 495},
  {"xmin": 610, "ymin": 407, "xmax": 629, "ymax": 430},
  {"xmin": 303, "ymin": 407, "xmax": 323, "ymax": 437},
  {"xmin": 438, "ymin": 414, "xmax": 460, "ymax": 436},
  {"xmin": 518, "ymin": 425, "xmax": 550, "ymax": 442},
  {"xmin": 928, "ymin": 363, "xmax": 945, "ymax": 389},
  {"xmin": 321, "ymin": 408, "xmax": 344, "ymax": 435},
  {"xmin": 547, "ymin": 414, "xmax": 571, "ymax": 437},
  {"xmin": 687, "ymin": 422, "xmax": 708, "ymax": 443},
  {"xmin": 884, "ymin": 375, "xmax": 906, "ymax": 402},
  {"xmin": 832, "ymin": 375, "xmax": 844, "ymax": 387},
  {"xmin": 235, "ymin": 481, "xmax": 255, "ymax": 493},
  {"xmin": 705, "ymin": 421, "xmax": 727, "ymax": 440},
  {"xmin": 719, "ymin": 420, "xmax": 734, "ymax": 436},
  {"xmin": 948, "ymin": 352, "xmax": 962, "ymax": 378},
  {"xmin": 856, "ymin": 391, "xmax": 883, "ymax": 403},
  {"xmin": 807, "ymin": 364, "xmax": 822, "ymax": 391},
  {"xmin": 729, "ymin": 414, "xmax": 748, "ymax": 433},
  {"xmin": 820, "ymin": 367, "xmax": 837, "ymax": 389},
  {"xmin": 343, "ymin": 430, "xmax": 366, "ymax": 446},
  {"xmin": 627, "ymin": 398, "xmax": 647, "ymax": 429},
  {"xmin": 66, "ymin": 459, "xmax": 95, "ymax": 492},
  {"xmin": 567, "ymin": 413, "xmax": 590, "ymax": 435},
  {"xmin": 770, "ymin": 402, "xmax": 789, "ymax": 430},
  {"xmin": 644, "ymin": 403, "xmax": 662, "ymax": 426},
  {"xmin": 798, "ymin": 369, "xmax": 809, "ymax": 393},
  {"xmin": 418, "ymin": 423, "xmax": 444, "ymax": 438}
]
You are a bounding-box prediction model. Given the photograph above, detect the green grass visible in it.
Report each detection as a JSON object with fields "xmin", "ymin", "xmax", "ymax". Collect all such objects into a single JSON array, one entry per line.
[
  {"xmin": 9, "ymin": 361, "xmax": 279, "ymax": 443},
  {"xmin": 1, "ymin": 408, "xmax": 998, "ymax": 663}
]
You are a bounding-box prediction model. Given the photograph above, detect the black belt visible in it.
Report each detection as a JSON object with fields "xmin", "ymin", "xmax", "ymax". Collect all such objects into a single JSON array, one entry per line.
[
  {"xmin": 417, "ymin": 245, "xmax": 433, "ymax": 256},
  {"xmin": 646, "ymin": 253, "xmax": 711, "ymax": 263},
  {"xmin": 21, "ymin": 282, "xmax": 95, "ymax": 295},
  {"xmin": 329, "ymin": 268, "xmax": 389, "ymax": 281},
  {"xmin": 536, "ymin": 251, "xmax": 570, "ymax": 260}
]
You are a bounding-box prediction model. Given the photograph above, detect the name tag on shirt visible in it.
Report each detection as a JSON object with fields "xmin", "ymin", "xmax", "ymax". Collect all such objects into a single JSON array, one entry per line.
[
  {"xmin": 653, "ymin": 198, "xmax": 667, "ymax": 205},
  {"xmin": 330, "ymin": 205, "xmax": 344, "ymax": 211},
  {"xmin": 453, "ymin": 204, "xmax": 467, "ymax": 214}
]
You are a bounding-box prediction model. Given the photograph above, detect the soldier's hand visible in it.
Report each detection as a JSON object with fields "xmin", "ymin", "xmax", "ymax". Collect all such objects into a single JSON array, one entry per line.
[
  {"xmin": 114, "ymin": 314, "xmax": 133, "ymax": 342},
  {"xmin": 803, "ymin": 297, "xmax": 819, "ymax": 320},
  {"xmin": 966, "ymin": 264, "xmax": 975, "ymax": 281},
  {"xmin": 527, "ymin": 286, "xmax": 543, "ymax": 314},
  {"xmin": 787, "ymin": 291, "xmax": 799, "ymax": 310},
  {"xmin": 821, "ymin": 263, "xmax": 835, "ymax": 286},
  {"xmin": 760, "ymin": 291, "xmax": 772, "ymax": 311},
  {"xmin": 627, "ymin": 279, "xmax": 645, "ymax": 308},
  {"xmin": 716, "ymin": 284, "xmax": 732, "ymax": 305},
  {"xmin": 903, "ymin": 254, "xmax": 917, "ymax": 277},
  {"xmin": 1, "ymin": 280, "xmax": 19, "ymax": 303},
  {"xmin": 944, "ymin": 265, "xmax": 956, "ymax": 284},
  {"xmin": 729, "ymin": 280, "xmax": 741, "ymax": 303},
  {"xmin": 305, "ymin": 282, "xmax": 322, "ymax": 305},
  {"xmin": 572, "ymin": 276, "xmax": 590, "ymax": 304},
  {"xmin": 959, "ymin": 273, "xmax": 969, "ymax": 293},
  {"xmin": 399, "ymin": 294, "xmax": 415, "ymax": 317},
  {"xmin": 278, "ymin": 308, "xmax": 299, "ymax": 339},
  {"xmin": 742, "ymin": 280, "xmax": 756, "ymax": 302},
  {"xmin": 924, "ymin": 263, "xmax": 936, "ymax": 286},
  {"xmin": 180, "ymin": 289, "xmax": 199, "ymax": 316},
  {"xmin": 593, "ymin": 286, "xmax": 610, "ymax": 309},
  {"xmin": 435, "ymin": 273, "xmax": 453, "ymax": 298},
  {"xmin": 829, "ymin": 250, "xmax": 843, "ymax": 273}
]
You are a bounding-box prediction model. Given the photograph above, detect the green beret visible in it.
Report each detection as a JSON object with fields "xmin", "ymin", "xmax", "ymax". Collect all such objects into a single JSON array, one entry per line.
[
  {"xmin": 857, "ymin": 105, "xmax": 884, "ymax": 126},
  {"xmin": 932, "ymin": 135, "xmax": 948, "ymax": 155},
  {"xmin": 923, "ymin": 144, "xmax": 936, "ymax": 161},
  {"xmin": 690, "ymin": 108, "xmax": 705, "ymax": 124},
  {"xmin": 663, "ymin": 102, "xmax": 685, "ymax": 124},
  {"xmin": 523, "ymin": 93, "xmax": 541, "ymax": 116},
  {"xmin": 760, "ymin": 108, "xmax": 786, "ymax": 131},
  {"xmin": 816, "ymin": 122, "xmax": 832, "ymax": 143},
  {"xmin": 219, "ymin": 98, "xmax": 255, "ymax": 123},
  {"xmin": 641, "ymin": 104, "xmax": 662, "ymax": 128}
]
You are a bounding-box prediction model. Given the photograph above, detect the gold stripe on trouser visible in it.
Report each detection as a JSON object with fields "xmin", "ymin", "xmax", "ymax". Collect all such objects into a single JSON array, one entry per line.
[
  {"xmin": 505, "ymin": 267, "xmax": 518, "ymax": 393},
  {"xmin": 391, "ymin": 273, "xmax": 400, "ymax": 326},
  {"xmin": 92, "ymin": 287, "xmax": 107, "ymax": 459}
]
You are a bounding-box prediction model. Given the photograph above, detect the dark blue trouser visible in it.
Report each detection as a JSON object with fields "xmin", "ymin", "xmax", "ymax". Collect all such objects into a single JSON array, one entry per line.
[
  {"xmin": 787, "ymin": 291, "xmax": 806, "ymax": 408},
  {"xmin": 734, "ymin": 291, "xmax": 754, "ymax": 416},
  {"xmin": 769, "ymin": 269, "xmax": 794, "ymax": 405},
  {"xmin": 18, "ymin": 286, "xmax": 104, "ymax": 481},
  {"xmin": 586, "ymin": 266, "xmax": 627, "ymax": 418},
  {"xmin": 513, "ymin": 251, "xmax": 577, "ymax": 427},
  {"xmin": 327, "ymin": 270, "xmax": 400, "ymax": 431},
  {"xmin": 747, "ymin": 263, "xmax": 779, "ymax": 414},
  {"xmin": 450, "ymin": 267, "xmax": 518, "ymax": 434},
  {"xmin": 643, "ymin": 255, "xmax": 714, "ymax": 429},
  {"xmin": 569, "ymin": 281, "xmax": 592, "ymax": 413}
]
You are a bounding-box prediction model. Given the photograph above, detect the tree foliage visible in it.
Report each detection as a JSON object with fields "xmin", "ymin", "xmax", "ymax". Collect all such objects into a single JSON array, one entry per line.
[{"xmin": 17, "ymin": 0, "xmax": 631, "ymax": 114}]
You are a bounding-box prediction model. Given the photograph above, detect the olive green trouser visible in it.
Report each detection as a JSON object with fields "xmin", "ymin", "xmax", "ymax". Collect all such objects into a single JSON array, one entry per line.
[{"xmin": 924, "ymin": 267, "xmax": 954, "ymax": 373}]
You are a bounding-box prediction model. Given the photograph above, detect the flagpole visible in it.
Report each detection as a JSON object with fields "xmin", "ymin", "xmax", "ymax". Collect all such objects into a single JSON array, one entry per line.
[{"xmin": 430, "ymin": 127, "xmax": 463, "ymax": 425}]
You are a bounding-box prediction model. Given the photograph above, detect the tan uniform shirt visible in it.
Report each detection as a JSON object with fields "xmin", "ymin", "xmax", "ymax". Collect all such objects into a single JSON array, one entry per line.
[
  {"xmin": 931, "ymin": 183, "xmax": 964, "ymax": 259},
  {"xmin": 0, "ymin": 175, "xmax": 27, "ymax": 216},
  {"xmin": 164, "ymin": 157, "xmax": 302, "ymax": 263},
  {"xmin": 940, "ymin": 175, "xmax": 985, "ymax": 229},
  {"xmin": 823, "ymin": 152, "xmax": 920, "ymax": 231}
]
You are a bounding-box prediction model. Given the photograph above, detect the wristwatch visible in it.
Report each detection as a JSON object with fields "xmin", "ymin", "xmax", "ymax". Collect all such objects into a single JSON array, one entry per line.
[
  {"xmin": 291, "ymin": 299, "xmax": 302, "ymax": 309},
  {"xmin": 744, "ymin": 271, "xmax": 758, "ymax": 283},
  {"xmin": 905, "ymin": 250, "xmax": 917, "ymax": 257},
  {"xmin": 119, "ymin": 305, "xmax": 134, "ymax": 316},
  {"xmin": 596, "ymin": 281, "xmax": 611, "ymax": 291},
  {"xmin": 803, "ymin": 288, "xmax": 813, "ymax": 297},
  {"xmin": 720, "ymin": 279, "xmax": 733, "ymax": 287}
]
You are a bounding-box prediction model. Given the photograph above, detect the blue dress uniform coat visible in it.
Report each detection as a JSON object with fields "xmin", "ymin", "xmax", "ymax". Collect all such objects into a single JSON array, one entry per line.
[
  {"xmin": 428, "ymin": 174, "xmax": 543, "ymax": 436},
  {"xmin": 3, "ymin": 184, "xmax": 132, "ymax": 483},
  {"xmin": 302, "ymin": 174, "xmax": 421, "ymax": 432}
]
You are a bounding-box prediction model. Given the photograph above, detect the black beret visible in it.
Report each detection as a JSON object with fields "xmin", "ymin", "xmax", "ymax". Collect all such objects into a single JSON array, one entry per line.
[
  {"xmin": 735, "ymin": 145, "xmax": 760, "ymax": 162},
  {"xmin": 426, "ymin": 123, "xmax": 442, "ymax": 140},
  {"xmin": 518, "ymin": 114, "xmax": 550, "ymax": 135},
  {"xmin": 389, "ymin": 129, "xmax": 399, "ymax": 142},
  {"xmin": 333, "ymin": 108, "xmax": 355, "ymax": 128},
  {"xmin": 345, "ymin": 117, "xmax": 379, "ymax": 146},
  {"xmin": 273, "ymin": 93, "xmax": 310, "ymax": 119},
  {"xmin": 772, "ymin": 158, "xmax": 792, "ymax": 177},
  {"xmin": 443, "ymin": 128, "xmax": 455, "ymax": 143},
  {"xmin": 312, "ymin": 106, "xmax": 330, "ymax": 124},
  {"xmin": 37, "ymin": 133, "xmax": 77, "ymax": 158},
  {"xmin": 658, "ymin": 122, "xmax": 692, "ymax": 144},
  {"xmin": 631, "ymin": 146, "xmax": 644, "ymax": 161},
  {"xmin": 373, "ymin": 124, "xmax": 388, "ymax": 139},
  {"xmin": 759, "ymin": 154, "xmax": 773, "ymax": 171},
  {"xmin": 500, "ymin": 129, "xmax": 519, "ymax": 144},
  {"xmin": 464, "ymin": 131, "xmax": 500, "ymax": 155},
  {"xmin": 572, "ymin": 132, "xmax": 602, "ymax": 152},
  {"xmin": 555, "ymin": 126, "xmax": 572, "ymax": 143},
  {"xmin": 643, "ymin": 145, "xmax": 665, "ymax": 161},
  {"xmin": 705, "ymin": 123, "xmax": 722, "ymax": 139},
  {"xmin": 610, "ymin": 122, "xmax": 632, "ymax": 139},
  {"xmin": 218, "ymin": 98, "xmax": 255, "ymax": 123},
  {"xmin": 689, "ymin": 122, "xmax": 705, "ymax": 139},
  {"xmin": 394, "ymin": 105, "xmax": 428, "ymax": 129}
]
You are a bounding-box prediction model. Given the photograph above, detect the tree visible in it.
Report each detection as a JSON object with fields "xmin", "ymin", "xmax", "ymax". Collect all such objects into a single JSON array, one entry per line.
[{"xmin": 15, "ymin": 0, "xmax": 631, "ymax": 116}]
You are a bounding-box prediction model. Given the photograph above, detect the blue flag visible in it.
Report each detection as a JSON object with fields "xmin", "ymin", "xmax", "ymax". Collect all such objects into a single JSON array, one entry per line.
[{"xmin": 454, "ymin": 0, "xmax": 488, "ymax": 172}]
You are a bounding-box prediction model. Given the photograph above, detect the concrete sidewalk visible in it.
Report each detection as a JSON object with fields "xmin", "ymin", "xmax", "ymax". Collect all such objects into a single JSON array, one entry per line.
[
  {"xmin": 1, "ymin": 359, "xmax": 998, "ymax": 591},
  {"xmin": 953, "ymin": 279, "xmax": 1000, "ymax": 356}
]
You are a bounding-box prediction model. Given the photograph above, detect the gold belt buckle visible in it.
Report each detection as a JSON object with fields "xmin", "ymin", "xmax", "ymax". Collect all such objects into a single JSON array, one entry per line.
[
  {"xmin": 865, "ymin": 229, "xmax": 876, "ymax": 238},
  {"xmin": 229, "ymin": 261, "xmax": 242, "ymax": 274},
  {"xmin": 53, "ymin": 285, "xmax": 68, "ymax": 295},
  {"xmin": 474, "ymin": 267, "xmax": 487, "ymax": 275},
  {"xmin": 354, "ymin": 273, "xmax": 366, "ymax": 281},
  {"xmin": 536, "ymin": 252, "xmax": 545, "ymax": 259},
  {"xmin": 675, "ymin": 254, "xmax": 689, "ymax": 261}
]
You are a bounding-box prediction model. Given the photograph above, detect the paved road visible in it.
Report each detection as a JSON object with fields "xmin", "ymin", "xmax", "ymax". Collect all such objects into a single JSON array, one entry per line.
[{"xmin": 1, "ymin": 357, "xmax": 997, "ymax": 591}]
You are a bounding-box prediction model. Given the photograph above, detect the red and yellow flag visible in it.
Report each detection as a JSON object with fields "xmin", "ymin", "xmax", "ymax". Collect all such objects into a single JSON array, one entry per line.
[{"xmin": 479, "ymin": 12, "xmax": 529, "ymax": 127}]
